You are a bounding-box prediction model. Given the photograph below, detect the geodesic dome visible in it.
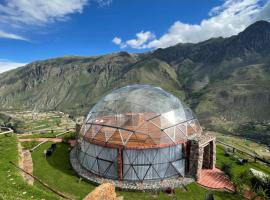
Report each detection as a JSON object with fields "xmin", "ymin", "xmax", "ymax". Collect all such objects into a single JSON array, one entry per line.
[
  {"xmin": 77, "ymin": 84, "xmax": 202, "ymax": 181},
  {"xmin": 80, "ymin": 84, "xmax": 202, "ymax": 147}
]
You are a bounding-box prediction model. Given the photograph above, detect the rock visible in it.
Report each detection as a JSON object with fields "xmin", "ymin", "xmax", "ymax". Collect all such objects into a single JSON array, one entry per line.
[
  {"xmin": 250, "ymin": 168, "xmax": 269, "ymax": 182},
  {"xmin": 83, "ymin": 183, "xmax": 118, "ymax": 200}
]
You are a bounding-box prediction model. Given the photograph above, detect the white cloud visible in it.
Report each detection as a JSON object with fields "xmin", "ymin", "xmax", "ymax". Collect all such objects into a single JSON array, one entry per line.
[
  {"xmin": 112, "ymin": 37, "xmax": 122, "ymax": 45},
  {"xmin": 0, "ymin": 59, "xmax": 27, "ymax": 74},
  {"xmin": 114, "ymin": 31, "xmax": 156, "ymax": 49},
  {"xmin": 0, "ymin": 0, "xmax": 88, "ymax": 26},
  {"xmin": 0, "ymin": 30, "xmax": 28, "ymax": 41},
  {"xmin": 125, "ymin": 31, "xmax": 156, "ymax": 49},
  {"xmin": 0, "ymin": 0, "xmax": 112, "ymax": 40},
  {"xmin": 114, "ymin": 0, "xmax": 270, "ymax": 49}
]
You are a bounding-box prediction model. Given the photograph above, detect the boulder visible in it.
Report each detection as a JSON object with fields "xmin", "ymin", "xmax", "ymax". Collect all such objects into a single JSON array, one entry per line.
[{"xmin": 83, "ymin": 183, "xmax": 119, "ymax": 200}]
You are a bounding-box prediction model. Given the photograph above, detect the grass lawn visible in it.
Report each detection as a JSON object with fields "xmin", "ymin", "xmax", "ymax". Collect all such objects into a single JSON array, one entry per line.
[
  {"xmin": 32, "ymin": 142, "xmax": 94, "ymax": 199},
  {"xmin": 0, "ymin": 135, "xmax": 59, "ymax": 200},
  {"xmin": 216, "ymin": 145, "xmax": 270, "ymax": 176},
  {"xmin": 19, "ymin": 131, "xmax": 76, "ymax": 140},
  {"xmin": 31, "ymin": 142, "xmax": 240, "ymax": 200}
]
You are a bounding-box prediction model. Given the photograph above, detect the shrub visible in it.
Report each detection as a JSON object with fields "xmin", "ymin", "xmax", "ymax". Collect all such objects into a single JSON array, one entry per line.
[
  {"xmin": 221, "ymin": 162, "xmax": 233, "ymax": 180},
  {"xmin": 250, "ymin": 175, "xmax": 270, "ymax": 198}
]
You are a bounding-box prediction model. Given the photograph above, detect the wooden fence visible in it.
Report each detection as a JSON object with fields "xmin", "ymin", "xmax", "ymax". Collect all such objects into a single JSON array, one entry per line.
[
  {"xmin": 216, "ymin": 140, "xmax": 270, "ymax": 166},
  {"xmin": 0, "ymin": 127, "xmax": 14, "ymax": 135}
]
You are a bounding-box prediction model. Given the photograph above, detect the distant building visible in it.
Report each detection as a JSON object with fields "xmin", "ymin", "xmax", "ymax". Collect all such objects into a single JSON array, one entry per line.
[{"xmin": 71, "ymin": 84, "xmax": 215, "ymax": 188}]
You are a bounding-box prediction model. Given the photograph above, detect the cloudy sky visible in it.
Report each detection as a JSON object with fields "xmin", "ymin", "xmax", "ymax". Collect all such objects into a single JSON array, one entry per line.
[{"xmin": 0, "ymin": 0, "xmax": 269, "ymax": 73}]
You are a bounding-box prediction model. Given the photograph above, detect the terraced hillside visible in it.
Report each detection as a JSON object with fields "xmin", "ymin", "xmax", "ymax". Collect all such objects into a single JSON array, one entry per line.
[{"xmin": 0, "ymin": 21, "xmax": 270, "ymax": 145}]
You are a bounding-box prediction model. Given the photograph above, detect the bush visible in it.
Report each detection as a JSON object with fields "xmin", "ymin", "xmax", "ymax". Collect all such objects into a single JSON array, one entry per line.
[
  {"xmin": 232, "ymin": 170, "xmax": 251, "ymax": 194},
  {"xmin": 221, "ymin": 162, "xmax": 233, "ymax": 180},
  {"xmin": 250, "ymin": 175, "xmax": 270, "ymax": 198},
  {"xmin": 204, "ymin": 192, "xmax": 214, "ymax": 200}
]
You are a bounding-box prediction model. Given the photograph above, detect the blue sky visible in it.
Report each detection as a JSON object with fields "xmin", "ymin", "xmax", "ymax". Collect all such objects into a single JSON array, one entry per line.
[{"xmin": 0, "ymin": 0, "xmax": 269, "ymax": 73}]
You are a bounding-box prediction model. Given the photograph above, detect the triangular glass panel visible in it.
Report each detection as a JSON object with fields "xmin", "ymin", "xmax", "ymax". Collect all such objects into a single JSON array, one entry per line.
[
  {"xmin": 158, "ymin": 131, "xmax": 174, "ymax": 145},
  {"xmin": 123, "ymin": 166, "xmax": 137, "ymax": 181},
  {"xmin": 134, "ymin": 122, "xmax": 148, "ymax": 134},
  {"xmin": 123, "ymin": 165, "xmax": 131, "ymax": 177},
  {"xmin": 186, "ymin": 122, "xmax": 196, "ymax": 136},
  {"xmin": 144, "ymin": 166, "xmax": 161, "ymax": 180},
  {"xmin": 133, "ymin": 165, "xmax": 150, "ymax": 181},
  {"xmin": 91, "ymin": 125, "xmax": 102, "ymax": 138},
  {"xmin": 193, "ymin": 119, "xmax": 202, "ymax": 133},
  {"xmin": 94, "ymin": 144, "xmax": 103, "ymax": 157},
  {"xmin": 142, "ymin": 135, "xmax": 157, "ymax": 147},
  {"xmin": 142, "ymin": 148, "xmax": 158, "ymax": 164},
  {"xmin": 80, "ymin": 140, "xmax": 89, "ymax": 153},
  {"xmin": 97, "ymin": 160, "xmax": 112, "ymax": 175},
  {"xmin": 90, "ymin": 158, "xmax": 99, "ymax": 173},
  {"xmin": 160, "ymin": 111, "xmax": 176, "ymax": 129},
  {"xmin": 93, "ymin": 130, "xmax": 106, "ymax": 142},
  {"xmin": 107, "ymin": 129, "xmax": 122, "ymax": 145},
  {"xmin": 164, "ymin": 126, "xmax": 176, "ymax": 142},
  {"xmin": 150, "ymin": 116, "xmax": 162, "ymax": 129},
  {"xmin": 132, "ymin": 150, "xmax": 145, "ymax": 165},
  {"xmin": 86, "ymin": 143, "xmax": 96, "ymax": 156},
  {"xmin": 147, "ymin": 122, "xmax": 163, "ymax": 145},
  {"xmin": 172, "ymin": 160, "xmax": 185, "ymax": 177},
  {"xmin": 177, "ymin": 123, "xmax": 187, "ymax": 137},
  {"xmin": 144, "ymin": 112, "xmax": 160, "ymax": 121},
  {"xmin": 83, "ymin": 156, "xmax": 96, "ymax": 171},
  {"xmin": 119, "ymin": 129, "xmax": 133, "ymax": 145},
  {"xmin": 153, "ymin": 163, "xmax": 169, "ymax": 179},
  {"xmin": 98, "ymin": 147, "xmax": 118, "ymax": 160},
  {"xmin": 125, "ymin": 133, "xmax": 140, "ymax": 148},
  {"xmin": 104, "ymin": 128, "xmax": 115, "ymax": 142},
  {"xmin": 105, "ymin": 162, "xmax": 118, "ymax": 179},
  {"xmin": 82, "ymin": 124, "xmax": 91, "ymax": 136},
  {"xmin": 123, "ymin": 150, "xmax": 138, "ymax": 164},
  {"xmin": 164, "ymin": 163, "xmax": 178, "ymax": 178},
  {"xmin": 158, "ymin": 146, "xmax": 171, "ymax": 162}
]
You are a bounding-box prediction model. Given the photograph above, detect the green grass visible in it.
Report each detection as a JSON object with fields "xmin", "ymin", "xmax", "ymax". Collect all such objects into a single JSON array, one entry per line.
[
  {"xmin": 216, "ymin": 145, "xmax": 270, "ymax": 176},
  {"xmin": 0, "ymin": 135, "xmax": 59, "ymax": 200},
  {"xmin": 118, "ymin": 183, "xmax": 240, "ymax": 200},
  {"xmin": 2, "ymin": 134, "xmax": 258, "ymax": 200},
  {"xmin": 21, "ymin": 141, "xmax": 40, "ymax": 150},
  {"xmin": 31, "ymin": 142, "xmax": 240, "ymax": 200},
  {"xmin": 19, "ymin": 131, "xmax": 75, "ymax": 140},
  {"xmin": 32, "ymin": 142, "xmax": 94, "ymax": 199}
]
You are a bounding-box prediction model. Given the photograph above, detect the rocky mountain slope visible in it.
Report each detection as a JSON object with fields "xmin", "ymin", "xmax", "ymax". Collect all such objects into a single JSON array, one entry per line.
[{"xmin": 1, "ymin": 20, "xmax": 270, "ymax": 145}]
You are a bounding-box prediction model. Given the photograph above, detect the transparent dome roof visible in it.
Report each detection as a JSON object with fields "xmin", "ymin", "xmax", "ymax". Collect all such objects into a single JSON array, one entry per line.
[{"xmin": 80, "ymin": 84, "xmax": 202, "ymax": 148}]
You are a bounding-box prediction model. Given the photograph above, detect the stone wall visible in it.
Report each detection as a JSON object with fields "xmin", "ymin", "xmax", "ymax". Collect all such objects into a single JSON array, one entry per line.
[{"xmin": 188, "ymin": 133, "xmax": 216, "ymax": 180}]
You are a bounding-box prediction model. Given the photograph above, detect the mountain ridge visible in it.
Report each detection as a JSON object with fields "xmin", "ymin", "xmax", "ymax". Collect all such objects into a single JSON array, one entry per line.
[{"xmin": 1, "ymin": 20, "xmax": 270, "ymax": 146}]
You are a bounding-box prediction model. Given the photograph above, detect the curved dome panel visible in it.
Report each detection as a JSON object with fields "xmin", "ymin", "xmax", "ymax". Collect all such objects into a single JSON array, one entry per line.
[{"xmin": 80, "ymin": 84, "xmax": 202, "ymax": 148}]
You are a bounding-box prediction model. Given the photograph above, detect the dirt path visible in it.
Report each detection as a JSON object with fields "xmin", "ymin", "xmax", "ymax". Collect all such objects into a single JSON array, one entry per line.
[
  {"xmin": 18, "ymin": 138, "xmax": 63, "ymax": 142},
  {"xmin": 18, "ymin": 142, "xmax": 34, "ymax": 185}
]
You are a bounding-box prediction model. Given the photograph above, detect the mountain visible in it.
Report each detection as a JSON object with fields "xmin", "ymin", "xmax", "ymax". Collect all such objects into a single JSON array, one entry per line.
[{"xmin": 1, "ymin": 20, "xmax": 270, "ymax": 146}]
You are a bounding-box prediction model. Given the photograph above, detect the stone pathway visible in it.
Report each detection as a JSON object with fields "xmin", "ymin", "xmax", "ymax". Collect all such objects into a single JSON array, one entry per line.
[
  {"xmin": 18, "ymin": 143, "xmax": 34, "ymax": 185},
  {"xmin": 197, "ymin": 168, "xmax": 234, "ymax": 191}
]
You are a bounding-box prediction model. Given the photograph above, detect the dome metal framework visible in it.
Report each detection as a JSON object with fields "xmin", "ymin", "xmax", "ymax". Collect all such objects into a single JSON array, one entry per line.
[
  {"xmin": 76, "ymin": 84, "xmax": 203, "ymax": 182},
  {"xmin": 80, "ymin": 84, "xmax": 202, "ymax": 148}
]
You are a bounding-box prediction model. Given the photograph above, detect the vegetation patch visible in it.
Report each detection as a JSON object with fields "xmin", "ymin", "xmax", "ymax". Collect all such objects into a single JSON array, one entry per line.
[
  {"xmin": 31, "ymin": 142, "xmax": 240, "ymax": 200},
  {"xmin": 0, "ymin": 135, "xmax": 59, "ymax": 200}
]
